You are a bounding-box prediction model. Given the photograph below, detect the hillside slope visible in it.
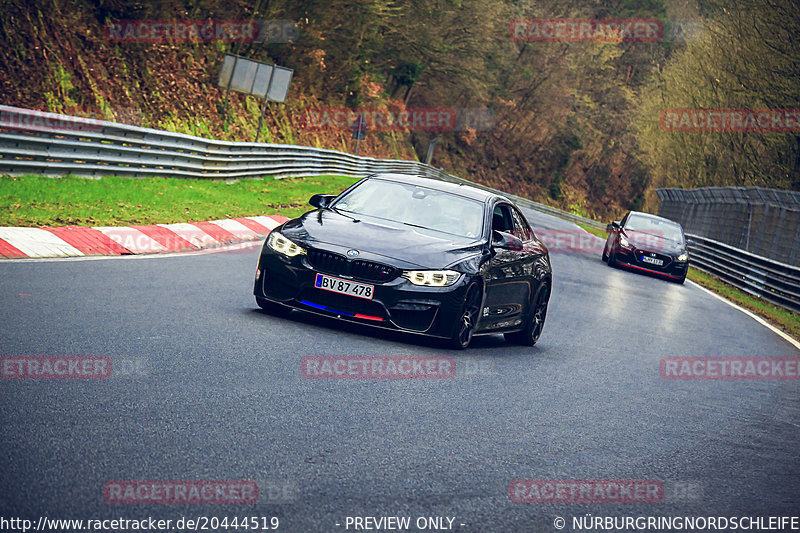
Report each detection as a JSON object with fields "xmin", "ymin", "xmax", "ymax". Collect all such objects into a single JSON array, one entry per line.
[{"xmin": 2, "ymin": 0, "xmax": 797, "ymax": 220}]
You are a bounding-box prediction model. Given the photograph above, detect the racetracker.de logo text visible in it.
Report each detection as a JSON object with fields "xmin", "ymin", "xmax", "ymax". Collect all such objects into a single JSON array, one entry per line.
[
  {"xmin": 2, "ymin": 356, "xmax": 111, "ymax": 379},
  {"xmin": 301, "ymin": 108, "xmax": 457, "ymax": 132},
  {"xmin": 661, "ymin": 357, "xmax": 800, "ymax": 380},
  {"xmin": 510, "ymin": 18, "xmax": 664, "ymax": 42},
  {"xmin": 301, "ymin": 356, "xmax": 455, "ymax": 379},
  {"xmin": 660, "ymin": 109, "xmax": 800, "ymax": 132},
  {"xmin": 509, "ymin": 479, "xmax": 663, "ymax": 503},
  {"xmin": 103, "ymin": 481, "xmax": 258, "ymax": 504}
]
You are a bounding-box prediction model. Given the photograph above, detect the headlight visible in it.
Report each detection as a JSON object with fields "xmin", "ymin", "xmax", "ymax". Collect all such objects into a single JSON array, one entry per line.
[
  {"xmin": 677, "ymin": 253, "xmax": 689, "ymax": 262},
  {"xmin": 619, "ymin": 234, "xmax": 632, "ymax": 248},
  {"xmin": 267, "ymin": 231, "xmax": 307, "ymax": 257},
  {"xmin": 402, "ymin": 270, "xmax": 461, "ymax": 287}
]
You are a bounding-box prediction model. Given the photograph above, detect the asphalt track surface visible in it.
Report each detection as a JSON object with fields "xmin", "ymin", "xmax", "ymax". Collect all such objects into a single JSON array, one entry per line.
[{"xmin": 1, "ymin": 207, "xmax": 798, "ymax": 532}]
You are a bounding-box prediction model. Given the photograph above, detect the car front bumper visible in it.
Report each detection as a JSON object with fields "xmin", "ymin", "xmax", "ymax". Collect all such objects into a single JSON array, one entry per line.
[
  {"xmin": 614, "ymin": 247, "xmax": 688, "ymax": 280},
  {"xmin": 253, "ymin": 246, "xmax": 472, "ymax": 339}
]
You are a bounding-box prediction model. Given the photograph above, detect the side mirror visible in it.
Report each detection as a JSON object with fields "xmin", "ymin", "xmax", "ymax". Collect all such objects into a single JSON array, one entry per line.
[
  {"xmin": 491, "ymin": 230, "xmax": 523, "ymax": 252},
  {"xmin": 309, "ymin": 194, "xmax": 336, "ymax": 209},
  {"xmin": 606, "ymin": 221, "xmax": 620, "ymax": 232}
]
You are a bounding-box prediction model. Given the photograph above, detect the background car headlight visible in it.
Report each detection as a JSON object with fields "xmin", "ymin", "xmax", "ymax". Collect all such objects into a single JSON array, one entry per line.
[
  {"xmin": 619, "ymin": 234, "xmax": 632, "ymax": 248},
  {"xmin": 677, "ymin": 253, "xmax": 689, "ymax": 262},
  {"xmin": 267, "ymin": 232, "xmax": 307, "ymax": 257},
  {"xmin": 402, "ymin": 270, "xmax": 461, "ymax": 287}
]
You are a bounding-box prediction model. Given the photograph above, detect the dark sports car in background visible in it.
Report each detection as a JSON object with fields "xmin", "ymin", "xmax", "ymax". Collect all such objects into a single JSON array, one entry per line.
[
  {"xmin": 254, "ymin": 174, "xmax": 552, "ymax": 349},
  {"xmin": 602, "ymin": 211, "xmax": 689, "ymax": 283}
]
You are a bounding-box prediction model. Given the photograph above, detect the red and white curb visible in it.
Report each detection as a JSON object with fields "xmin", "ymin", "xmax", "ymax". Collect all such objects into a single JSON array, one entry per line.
[{"xmin": 0, "ymin": 215, "xmax": 288, "ymax": 258}]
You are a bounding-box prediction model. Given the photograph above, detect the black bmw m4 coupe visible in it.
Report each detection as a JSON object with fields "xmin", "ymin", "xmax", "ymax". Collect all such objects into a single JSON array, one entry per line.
[{"xmin": 254, "ymin": 173, "xmax": 552, "ymax": 349}]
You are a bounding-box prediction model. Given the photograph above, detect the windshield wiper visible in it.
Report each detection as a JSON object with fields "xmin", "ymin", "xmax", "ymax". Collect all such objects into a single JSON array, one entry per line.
[
  {"xmin": 403, "ymin": 222, "xmax": 429, "ymax": 230},
  {"xmin": 331, "ymin": 207, "xmax": 361, "ymax": 221}
]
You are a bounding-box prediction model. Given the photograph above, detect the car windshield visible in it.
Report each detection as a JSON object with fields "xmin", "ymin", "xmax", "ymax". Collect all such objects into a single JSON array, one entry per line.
[
  {"xmin": 333, "ymin": 179, "xmax": 484, "ymax": 238},
  {"xmin": 625, "ymin": 214, "xmax": 684, "ymax": 242}
]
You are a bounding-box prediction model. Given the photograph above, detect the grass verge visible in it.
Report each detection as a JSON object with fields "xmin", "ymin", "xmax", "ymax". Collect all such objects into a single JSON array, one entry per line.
[
  {"xmin": 576, "ymin": 223, "xmax": 607, "ymax": 240},
  {"xmin": 576, "ymin": 223, "xmax": 799, "ymax": 341},
  {"xmin": 685, "ymin": 268, "xmax": 799, "ymax": 341},
  {"xmin": 0, "ymin": 174, "xmax": 361, "ymax": 226}
]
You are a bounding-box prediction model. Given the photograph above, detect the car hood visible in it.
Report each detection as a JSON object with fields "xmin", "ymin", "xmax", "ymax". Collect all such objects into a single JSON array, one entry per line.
[
  {"xmin": 279, "ymin": 209, "xmax": 485, "ymax": 270},
  {"xmin": 624, "ymin": 230, "xmax": 686, "ymax": 255}
]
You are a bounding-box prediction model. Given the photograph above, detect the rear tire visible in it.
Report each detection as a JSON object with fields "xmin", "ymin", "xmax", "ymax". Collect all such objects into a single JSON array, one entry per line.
[
  {"xmin": 505, "ymin": 285, "xmax": 549, "ymax": 346},
  {"xmin": 448, "ymin": 284, "xmax": 482, "ymax": 350}
]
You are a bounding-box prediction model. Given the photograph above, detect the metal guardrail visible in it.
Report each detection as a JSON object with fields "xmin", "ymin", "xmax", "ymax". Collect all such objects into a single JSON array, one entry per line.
[
  {"xmin": 686, "ymin": 234, "xmax": 800, "ymax": 312},
  {"xmin": 3, "ymin": 105, "xmax": 796, "ymax": 311},
  {"xmin": 0, "ymin": 105, "xmax": 420, "ymax": 180},
  {"xmin": 0, "ymin": 105, "xmax": 605, "ymax": 230}
]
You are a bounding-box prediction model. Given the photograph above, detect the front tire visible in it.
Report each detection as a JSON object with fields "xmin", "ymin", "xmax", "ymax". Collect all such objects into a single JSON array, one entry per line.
[
  {"xmin": 448, "ymin": 284, "xmax": 482, "ymax": 350},
  {"xmin": 256, "ymin": 297, "xmax": 292, "ymax": 317},
  {"xmin": 505, "ymin": 285, "xmax": 549, "ymax": 346}
]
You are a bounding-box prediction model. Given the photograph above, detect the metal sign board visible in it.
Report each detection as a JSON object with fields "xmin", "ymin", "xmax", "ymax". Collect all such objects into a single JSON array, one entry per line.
[
  {"xmin": 266, "ymin": 66, "xmax": 293, "ymax": 103},
  {"xmin": 230, "ymin": 58, "xmax": 259, "ymax": 94},
  {"xmin": 218, "ymin": 55, "xmax": 292, "ymax": 102},
  {"xmin": 217, "ymin": 55, "xmax": 237, "ymax": 89},
  {"xmin": 217, "ymin": 54, "xmax": 294, "ymax": 143},
  {"xmin": 251, "ymin": 63, "xmax": 275, "ymax": 98}
]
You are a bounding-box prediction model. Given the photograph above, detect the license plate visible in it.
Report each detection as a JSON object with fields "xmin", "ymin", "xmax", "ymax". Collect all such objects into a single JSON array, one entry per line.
[
  {"xmin": 641, "ymin": 255, "xmax": 664, "ymax": 266},
  {"xmin": 314, "ymin": 273, "xmax": 374, "ymax": 300}
]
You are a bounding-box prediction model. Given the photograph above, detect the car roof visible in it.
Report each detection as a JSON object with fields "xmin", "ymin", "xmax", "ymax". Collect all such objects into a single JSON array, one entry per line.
[
  {"xmin": 366, "ymin": 173, "xmax": 509, "ymax": 203},
  {"xmin": 627, "ymin": 211, "xmax": 683, "ymax": 227}
]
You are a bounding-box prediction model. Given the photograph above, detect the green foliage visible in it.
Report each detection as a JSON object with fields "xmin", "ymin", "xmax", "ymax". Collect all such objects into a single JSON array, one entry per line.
[
  {"xmin": 390, "ymin": 60, "xmax": 424, "ymax": 87},
  {"xmin": 549, "ymin": 176, "xmax": 564, "ymax": 201},
  {"xmin": 634, "ymin": 0, "xmax": 800, "ymax": 193}
]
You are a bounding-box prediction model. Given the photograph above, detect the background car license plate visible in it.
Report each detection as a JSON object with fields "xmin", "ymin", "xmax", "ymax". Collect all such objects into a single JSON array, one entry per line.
[
  {"xmin": 315, "ymin": 273, "xmax": 374, "ymax": 299},
  {"xmin": 641, "ymin": 255, "xmax": 664, "ymax": 266}
]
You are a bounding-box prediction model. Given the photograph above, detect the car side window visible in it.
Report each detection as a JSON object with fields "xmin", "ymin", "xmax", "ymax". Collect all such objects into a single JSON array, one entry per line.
[
  {"xmin": 510, "ymin": 207, "xmax": 533, "ymax": 242},
  {"xmin": 492, "ymin": 204, "xmax": 514, "ymax": 233}
]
